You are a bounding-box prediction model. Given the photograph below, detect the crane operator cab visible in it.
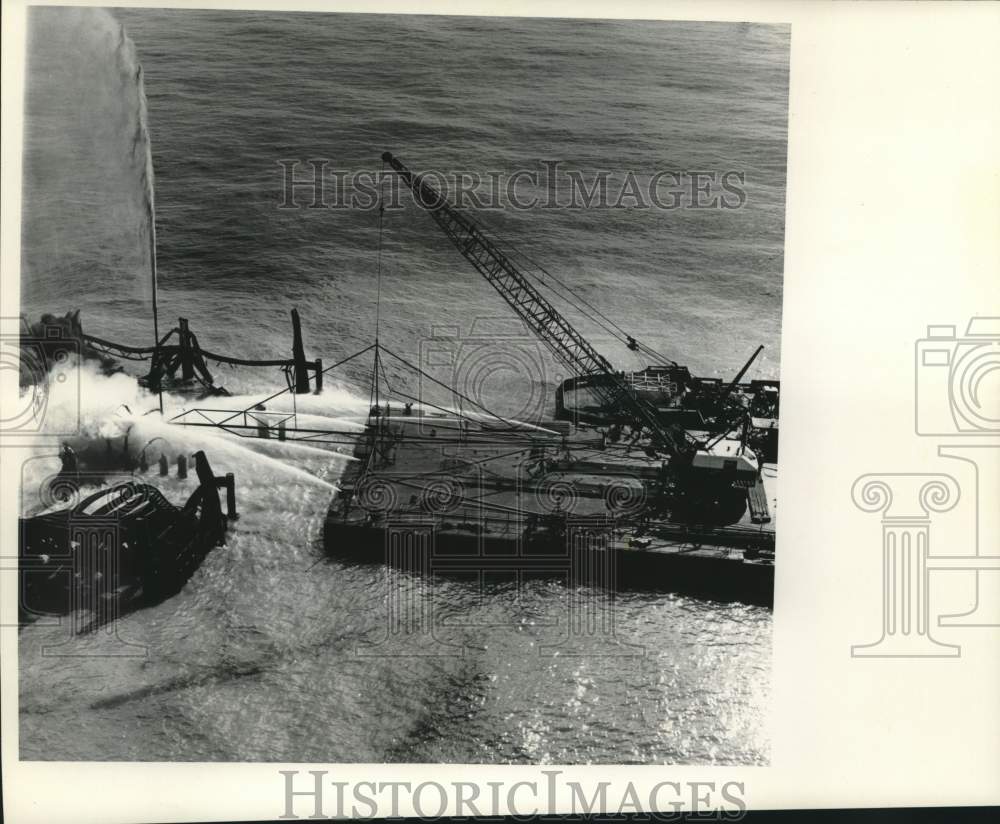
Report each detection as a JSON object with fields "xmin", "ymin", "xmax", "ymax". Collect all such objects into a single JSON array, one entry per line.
[{"xmin": 691, "ymin": 440, "xmax": 760, "ymax": 486}]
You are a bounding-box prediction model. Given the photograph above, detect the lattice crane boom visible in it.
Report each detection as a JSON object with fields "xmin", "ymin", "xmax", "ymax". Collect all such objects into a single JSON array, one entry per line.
[{"xmin": 381, "ymin": 151, "xmax": 700, "ymax": 461}]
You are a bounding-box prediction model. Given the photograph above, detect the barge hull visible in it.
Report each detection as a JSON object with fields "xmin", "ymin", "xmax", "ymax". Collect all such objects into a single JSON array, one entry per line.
[
  {"xmin": 324, "ymin": 410, "xmax": 775, "ymax": 607},
  {"xmin": 324, "ymin": 520, "xmax": 773, "ymax": 607}
]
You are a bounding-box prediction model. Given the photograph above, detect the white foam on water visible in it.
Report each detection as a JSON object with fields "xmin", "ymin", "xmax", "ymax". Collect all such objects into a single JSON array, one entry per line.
[{"xmin": 20, "ymin": 360, "xmax": 369, "ymax": 515}]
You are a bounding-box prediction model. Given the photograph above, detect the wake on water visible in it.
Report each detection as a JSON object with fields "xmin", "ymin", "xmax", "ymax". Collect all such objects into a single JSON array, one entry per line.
[{"xmin": 20, "ymin": 348, "xmax": 555, "ymax": 520}]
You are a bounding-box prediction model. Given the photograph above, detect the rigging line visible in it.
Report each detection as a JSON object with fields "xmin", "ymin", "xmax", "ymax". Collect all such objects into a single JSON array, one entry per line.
[
  {"xmin": 463, "ymin": 211, "xmax": 631, "ymax": 343},
  {"xmin": 529, "ymin": 276, "xmax": 676, "ymax": 365},
  {"xmin": 379, "ymin": 345, "xmax": 533, "ymax": 433},
  {"xmin": 462, "ymin": 210, "xmax": 631, "ymax": 342},
  {"xmin": 372, "ymin": 385, "xmax": 553, "ymax": 441},
  {"xmin": 522, "ymin": 268, "xmax": 632, "ymax": 347},
  {"xmin": 375, "ymin": 157, "xmax": 386, "ymax": 345},
  {"xmin": 359, "ymin": 432, "xmax": 552, "ymax": 449},
  {"xmin": 368, "ymin": 446, "xmax": 545, "ymax": 486},
  {"xmin": 454, "ymin": 479, "xmax": 585, "ymax": 507},
  {"xmin": 371, "ymin": 381, "xmax": 471, "ymax": 425},
  {"xmin": 385, "ymin": 477, "xmax": 541, "ymax": 518},
  {"xmin": 531, "ymin": 272, "xmax": 677, "ymax": 369},
  {"xmin": 387, "ymin": 162, "xmax": 673, "ymax": 369},
  {"xmin": 148, "ymin": 158, "xmax": 163, "ymax": 415},
  {"xmin": 171, "ymin": 343, "xmax": 377, "ymax": 425},
  {"xmin": 376, "ymin": 347, "xmax": 393, "ymax": 397},
  {"xmin": 347, "ymin": 423, "xmax": 556, "ymax": 447},
  {"xmin": 463, "ymin": 210, "xmax": 677, "ymax": 366},
  {"xmin": 370, "ymin": 159, "xmax": 388, "ymax": 416}
]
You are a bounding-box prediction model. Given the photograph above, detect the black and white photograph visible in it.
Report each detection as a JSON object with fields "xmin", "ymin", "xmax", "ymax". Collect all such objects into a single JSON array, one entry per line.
[
  {"xmin": 11, "ymin": 5, "xmax": 789, "ymax": 765},
  {"xmin": 4, "ymin": 1, "xmax": 1000, "ymax": 821}
]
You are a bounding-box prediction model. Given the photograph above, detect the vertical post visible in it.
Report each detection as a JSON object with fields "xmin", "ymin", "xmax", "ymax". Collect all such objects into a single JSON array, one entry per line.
[
  {"xmin": 158, "ymin": 454, "xmax": 168, "ymax": 476},
  {"xmin": 192, "ymin": 451, "xmax": 223, "ymax": 540},
  {"xmin": 278, "ymin": 419, "xmax": 286, "ymax": 441},
  {"xmin": 179, "ymin": 317, "xmax": 194, "ymax": 381},
  {"xmin": 291, "ymin": 308, "xmax": 310, "ymax": 394},
  {"xmin": 149, "ymin": 182, "xmax": 163, "ymax": 414},
  {"xmin": 224, "ymin": 472, "xmax": 237, "ymax": 520},
  {"xmin": 177, "ymin": 454, "xmax": 188, "ymax": 479},
  {"xmin": 314, "ymin": 359, "xmax": 323, "ymax": 394}
]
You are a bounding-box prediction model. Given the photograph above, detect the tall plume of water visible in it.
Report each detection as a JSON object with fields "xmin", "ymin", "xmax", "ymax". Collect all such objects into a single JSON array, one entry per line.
[{"xmin": 20, "ymin": 8, "xmax": 158, "ymax": 339}]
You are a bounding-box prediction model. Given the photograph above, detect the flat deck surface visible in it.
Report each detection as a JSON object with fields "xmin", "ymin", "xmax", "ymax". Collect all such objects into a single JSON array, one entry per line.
[{"xmin": 332, "ymin": 411, "xmax": 776, "ymax": 564}]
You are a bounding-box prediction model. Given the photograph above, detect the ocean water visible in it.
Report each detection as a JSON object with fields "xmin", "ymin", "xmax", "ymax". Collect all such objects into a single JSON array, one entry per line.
[{"xmin": 18, "ymin": 9, "xmax": 787, "ymax": 764}]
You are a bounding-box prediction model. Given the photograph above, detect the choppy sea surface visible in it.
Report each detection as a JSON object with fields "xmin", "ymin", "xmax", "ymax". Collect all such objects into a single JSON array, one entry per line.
[{"xmin": 18, "ymin": 9, "xmax": 787, "ymax": 763}]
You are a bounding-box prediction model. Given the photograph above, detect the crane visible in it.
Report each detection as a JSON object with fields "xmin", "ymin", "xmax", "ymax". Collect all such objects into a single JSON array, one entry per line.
[{"xmin": 382, "ymin": 151, "xmax": 759, "ymax": 523}]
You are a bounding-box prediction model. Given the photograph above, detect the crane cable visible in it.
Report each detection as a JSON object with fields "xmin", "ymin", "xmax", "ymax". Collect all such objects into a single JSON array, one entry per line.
[
  {"xmin": 375, "ymin": 157, "xmax": 385, "ymax": 346},
  {"xmin": 462, "ymin": 210, "xmax": 677, "ymax": 367},
  {"xmin": 369, "ymin": 157, "xmax": 387, "ymax": 413},
  {"xmin": 464, "ymin": 211, "xmax": 632, "ymax": 344}
]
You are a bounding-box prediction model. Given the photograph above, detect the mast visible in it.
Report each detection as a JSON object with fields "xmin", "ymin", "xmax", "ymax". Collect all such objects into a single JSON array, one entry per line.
[
  {"xmin": 149, "ymin": 199, "xmax": 163, "ymax": 414},
  {"xmin": 139, "ymin": 61, "xmax": 164, "ymax": 414}
]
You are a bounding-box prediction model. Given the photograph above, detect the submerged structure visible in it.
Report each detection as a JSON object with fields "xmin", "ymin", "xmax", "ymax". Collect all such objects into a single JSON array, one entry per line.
[{"xmin": 19, "ymin": 451, "xmax": 236, "ymax": 629}]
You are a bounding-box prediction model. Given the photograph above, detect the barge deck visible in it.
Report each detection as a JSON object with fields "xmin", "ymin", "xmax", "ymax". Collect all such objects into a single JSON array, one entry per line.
[{"xmin": 324, "ymin": 407, "xmax": 775, "ymax": 606}]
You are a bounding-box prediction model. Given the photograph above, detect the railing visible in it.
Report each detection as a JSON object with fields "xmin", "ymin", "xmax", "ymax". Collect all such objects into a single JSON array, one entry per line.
[{"xmin": 169, "ymin": 407, "xmax": 361, "ymax": 448}]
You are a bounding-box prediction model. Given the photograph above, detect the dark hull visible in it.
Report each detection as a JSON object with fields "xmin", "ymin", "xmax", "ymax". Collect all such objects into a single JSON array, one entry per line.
[
  {"xmin": 18, "ymin": 456, "xmax": 230, "ymax": 628},
  {"xmin": 324, "ymin": 518, "xmax": 774, "ymax": 607}
]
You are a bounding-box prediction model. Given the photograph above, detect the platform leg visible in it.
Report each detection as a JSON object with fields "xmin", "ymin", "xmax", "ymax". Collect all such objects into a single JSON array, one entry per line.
[
  {"xmin": 291, "ymin": 308, "xmax": 310, "ymax": 394},
  {"xmin": 224, "ymin": 472, "xmax": 237, "ymax": 520}
]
